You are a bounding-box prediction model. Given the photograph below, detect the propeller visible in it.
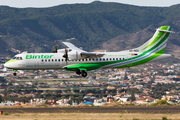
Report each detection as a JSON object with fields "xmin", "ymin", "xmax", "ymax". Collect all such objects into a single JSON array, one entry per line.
[
  {"xmin": 53, "ymin": 41, "xmax": 58, "ymax": 53},
  {"xmin": 63, "ymin": 45, "xmax": 69, "ymax": 65}
]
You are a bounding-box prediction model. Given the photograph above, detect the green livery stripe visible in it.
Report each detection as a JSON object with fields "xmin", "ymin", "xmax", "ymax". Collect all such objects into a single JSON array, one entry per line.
[
  {"xmin": 115, "ymin": 47, "xmax": 165, "ymax": 68},
  {"xmin": 161, "ymin": 26, "xmax": 169, "ymax": 30},
  {"xmin": 66, "ymin": 47, "xmax": 166, "ymax": 71},
  {"xmin": 5, "ymin": 59, "xmax": 19, "ymax": 64},
  {"xmin": 66, "ymin": 32, "xmax": 169, "ymax": 71},
  {"xmin": 66, "ymin": 27, "xmax": 170, "ymax": 71},
  {"xmin": 142, "ymin": 32, "xmax": 165, "ymax": 50},
  {"xmin": 65, "ymin": 64, "xmax": 102, "ymax": 71},
  {"xmin": 142, "ymin": 26, "xmax": 169, "ymax": 50}
]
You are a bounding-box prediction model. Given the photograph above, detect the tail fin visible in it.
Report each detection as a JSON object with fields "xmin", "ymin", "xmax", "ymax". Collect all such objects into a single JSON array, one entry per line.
[{"xmin": 137, "ymin": 26, "xmax": 172, "ymax": 54}]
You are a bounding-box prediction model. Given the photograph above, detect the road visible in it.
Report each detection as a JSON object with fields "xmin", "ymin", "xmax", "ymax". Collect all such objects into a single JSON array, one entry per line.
[{"xmin": 1, "ymin": 106, "xmax": 180, "ymax": 113}]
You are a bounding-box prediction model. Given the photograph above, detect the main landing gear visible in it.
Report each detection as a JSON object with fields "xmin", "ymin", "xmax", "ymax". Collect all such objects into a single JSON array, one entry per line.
[
  {"xmin": 13, "ymin": 72, "xmax": 17, "ymax": 76},
  {"xmin": 76, "ymin": 69, "xmax": 87, "ymax": 77}
]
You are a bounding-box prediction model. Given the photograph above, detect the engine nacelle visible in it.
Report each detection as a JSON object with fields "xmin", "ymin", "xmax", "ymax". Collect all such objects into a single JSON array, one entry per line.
[
  {"xmin": 68, "ymin": 51, "xmax": 86, "ymax": 61},
  {"xmin": 57, "ymin": 49, "xmax": 72, "ymax": 53}
]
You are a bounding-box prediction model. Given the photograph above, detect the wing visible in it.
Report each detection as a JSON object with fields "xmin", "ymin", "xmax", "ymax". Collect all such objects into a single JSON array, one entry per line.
[
  {"xmin": 62, "ymin": 42, "xmax": 105, "ymax": 58},
  {"xmin": 80, "ymin": 52, "xmax": 105, "ymax": 58},
  {"xmin": 62, "ymin": 42, "xmax": 86, "ymax": 52}
]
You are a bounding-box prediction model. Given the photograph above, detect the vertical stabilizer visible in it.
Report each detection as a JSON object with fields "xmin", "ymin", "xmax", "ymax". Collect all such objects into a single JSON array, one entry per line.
[{"xmin": 137, "ymin": 26, "xmax": 172, "ymax": 54}]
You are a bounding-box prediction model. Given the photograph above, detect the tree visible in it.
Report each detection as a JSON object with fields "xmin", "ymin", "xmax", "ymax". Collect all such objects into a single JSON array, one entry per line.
[
  {"xmin": 129, "ymin": 90, "xmax": 136, "ymax": 102},
  {"xmin": 0, "ymin": 95, "xmax": 2, "ymax": 103},
  {"xmin": 124, "ymin": 72, "xmax": 128, "ymax": 80}
]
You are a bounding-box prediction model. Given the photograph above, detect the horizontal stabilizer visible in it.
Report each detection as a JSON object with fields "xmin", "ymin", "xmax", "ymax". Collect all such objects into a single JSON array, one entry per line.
[{"xmin": 158, "ymin": 30, "xmax": 175, "ymax": 33}]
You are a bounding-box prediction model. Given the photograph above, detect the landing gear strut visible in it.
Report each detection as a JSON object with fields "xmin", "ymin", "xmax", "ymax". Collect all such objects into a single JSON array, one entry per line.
[
  {"xmin": 76, "ymin": 69, "xmax": 87, "ymax": 77},
  {"xmin": 76, "ymin": 69, "xmax": 81, "ymax": 75}
]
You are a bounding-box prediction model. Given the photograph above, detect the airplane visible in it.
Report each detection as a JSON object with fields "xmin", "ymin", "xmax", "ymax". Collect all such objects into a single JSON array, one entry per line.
[{"xmin": 4, "ymin": 26, "xmax": 173, "ymax": 77}]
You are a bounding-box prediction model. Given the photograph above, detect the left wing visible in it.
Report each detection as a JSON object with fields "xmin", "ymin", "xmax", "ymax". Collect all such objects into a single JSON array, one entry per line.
[
  {"xmin": 62, "ymin": 42, "xmax": 105, "ymax": 59},
  {"xmin": 80, "ymin": 52, "xmax": 105, "ymax": 58}
]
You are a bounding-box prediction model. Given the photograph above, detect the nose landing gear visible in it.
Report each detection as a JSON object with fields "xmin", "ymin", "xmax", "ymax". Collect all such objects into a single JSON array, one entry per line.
[
  {"xmin": 13, "ymin": 72, "xmax": 17, "ymax": 76},
  {"xmin": 13, "ymin": 69, "xmax": 17, "ymax": 76}
]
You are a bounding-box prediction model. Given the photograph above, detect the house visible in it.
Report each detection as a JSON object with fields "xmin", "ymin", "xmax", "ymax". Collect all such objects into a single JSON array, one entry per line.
[{"xmin": 135, "ymin": 100, "xmax": 147, "ymax": 104}]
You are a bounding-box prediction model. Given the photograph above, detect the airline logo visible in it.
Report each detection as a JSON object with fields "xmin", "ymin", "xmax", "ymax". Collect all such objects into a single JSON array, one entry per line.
[{"xmin": 26, "ymin": 55, "xmax": 54, "ymax": 59}]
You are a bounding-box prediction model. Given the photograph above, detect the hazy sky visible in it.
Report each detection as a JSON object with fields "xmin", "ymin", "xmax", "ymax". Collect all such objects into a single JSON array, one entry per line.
[{"xmin": 0, "ymin": 0, "xmax": 180, "ymax": 8}]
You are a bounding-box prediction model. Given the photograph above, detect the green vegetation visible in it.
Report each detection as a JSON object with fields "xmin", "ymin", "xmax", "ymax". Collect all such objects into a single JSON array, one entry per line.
[
  {"xmin": 0, "ymin": 1, "xmax": 180, "ymax": 56},
  {"xmin": 4, "ymin": 112, "xmax": 9, "ymax": 115},
  {"xmin": 162, "ymin": 116, "xmax": 168, "ymax": 120},
  {"xmin": 150, "ymin": 83, "xmax": 176, "ymax": 99},
  {"xmin": 151, "ymin": 99, "xmax": 169, "ymax": 106}
]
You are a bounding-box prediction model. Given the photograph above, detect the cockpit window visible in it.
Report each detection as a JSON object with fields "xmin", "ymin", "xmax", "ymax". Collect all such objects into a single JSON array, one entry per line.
[{"xmin": 12, "ymin": 56, "xmax": 23, "ymax": 60}]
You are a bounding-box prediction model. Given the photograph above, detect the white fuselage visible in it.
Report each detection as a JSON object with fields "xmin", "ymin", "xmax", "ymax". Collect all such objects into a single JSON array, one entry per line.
[
  {"xmin": 5, "ymin": 52, "xmax": 129, "ymax": 70},
  {"xmin": 5, "ymin": 51, "xmax": 171, "ymax": 70}
]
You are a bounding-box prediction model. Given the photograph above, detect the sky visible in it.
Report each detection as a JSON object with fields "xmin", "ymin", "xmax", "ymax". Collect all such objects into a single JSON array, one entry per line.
[{"xmin": 0, "ymin": 0, "xmax": 180, "ymax": 8}]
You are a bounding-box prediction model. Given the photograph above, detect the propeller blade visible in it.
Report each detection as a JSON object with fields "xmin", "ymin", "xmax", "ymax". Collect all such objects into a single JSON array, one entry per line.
[
  {"xmin": 53, "ymin": 40, "xmax": 58, "ymax": 53},
  {"xmin": 63, "ymin": 45, "xmax": 69, "ymax": 65}
]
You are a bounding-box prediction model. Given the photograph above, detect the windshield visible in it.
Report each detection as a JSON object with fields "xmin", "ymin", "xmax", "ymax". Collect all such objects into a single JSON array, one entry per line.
[{"xmin": 13, "ymin": 56, "xmax": 23, "ymax": 60}]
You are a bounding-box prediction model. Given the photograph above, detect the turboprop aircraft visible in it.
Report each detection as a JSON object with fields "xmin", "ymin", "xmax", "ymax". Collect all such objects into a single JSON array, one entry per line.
[{"xmin": 4, "ymin": 26, "xmax": 173, "ymax": 77}]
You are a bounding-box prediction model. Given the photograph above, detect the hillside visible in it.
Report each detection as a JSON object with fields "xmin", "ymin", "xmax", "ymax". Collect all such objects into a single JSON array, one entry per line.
[{"xmin": 0, "ymin": 1, "xmax": 180, "ymax": 59}]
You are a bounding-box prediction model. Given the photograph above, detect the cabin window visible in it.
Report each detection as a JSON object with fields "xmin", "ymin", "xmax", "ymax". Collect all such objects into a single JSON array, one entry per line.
[
  {"xmin": 58, "ymin": 59, "xmax": 60, "ymax": 62},
  {"xmin": 42, "ymin": 59, "xmax": 44, "ymax": 62},
  {"xmin": 48, "ymin": 59, "xmax": 50, "ymax": 62},
  {"xmin": 103, "ymin": 58, "xmax": 105, "ymax": 61},
  {"xmin": 89, "ymin": 58, "xmax": 91, "ymax": 61},
  {"xmin": 52, "ymin": 59, "xmax": 54, "ymax": 62},
  {"xmin": 110, "ymin": 58, "xmax": 111, "ymax": 61},
  {"xmin": 99, "ymin": 58, "xmax": 101, "ymax": 61},
  {"xmin": 92, "ymin": 58, "xmax": 94, "ymax": 61},
  {"xmin": 62, "ymin": 59, "xmax": 64, "ymax": 61},
  {"xmin": 123, "ymin": 58, "xmax": 125, "ymax": 60},
  {"xmin": 79, "ymin": 59, "xmax": 81, "ymax": 61},
  {"xmin": 55, "ymin": 59, "xmax": 57, "ymax": 62},
  {"xmin": 16, "ymin": 57, "xmax": 20, "ymax": 60},
  {"xmin": 45, "ymin": 59, "xmax": 47, "ymax": 62},
  {"xmin": 106, "ymin": 58, "xmax": 108, "ymax": 61},
  {"xmin": 119, "ymin": 58, "xmax": 121, "ymax": 60},
  {"xmin": 113, "ymin": 58, "xmax": 115, "ymax": 61},
  {"xmin": 116, "ymin": 58, "xmax": 118, "ymax": 60},
  {"xmin": 86, "ymin": 59, "xmax": 88, "ymax": 61},
  {"xmin": 82, "ymin": 59, "xmax": 84, "ymax": 61},
  {"xmin": 96, "ymin": 58, "xmax": 98, "ymax": 61}
]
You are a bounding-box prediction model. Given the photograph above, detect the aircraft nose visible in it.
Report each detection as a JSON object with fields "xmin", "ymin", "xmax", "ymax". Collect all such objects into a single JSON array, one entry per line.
[
  {"xmin": 4, "ymin": 59, "xmax": 16, "ymax": 69},
  {"xmin": 4, "ymin": 62, "xmax": 11, "ymax": 68}
]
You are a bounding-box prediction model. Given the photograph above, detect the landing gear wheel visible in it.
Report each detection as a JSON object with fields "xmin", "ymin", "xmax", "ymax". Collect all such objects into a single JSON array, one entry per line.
[
  {"xmin": 81, "ymin": 70, "xmax": 87, "ymax": 77},
  {"xmin": 13, "ymin": 73, "xmax": 17, "ymax": 76}
]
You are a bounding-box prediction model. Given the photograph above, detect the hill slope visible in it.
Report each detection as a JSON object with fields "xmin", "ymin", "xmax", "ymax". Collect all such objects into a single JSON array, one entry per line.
[{"xmin": 0, "ymin": 1, "xmax": 180, "ymax": 59}]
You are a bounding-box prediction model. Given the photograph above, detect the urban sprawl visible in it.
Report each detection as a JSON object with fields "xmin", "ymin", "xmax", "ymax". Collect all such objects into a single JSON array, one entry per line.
[{"xmin": 0, "ymin": 63, "xmax": 179, "ymax": 106}]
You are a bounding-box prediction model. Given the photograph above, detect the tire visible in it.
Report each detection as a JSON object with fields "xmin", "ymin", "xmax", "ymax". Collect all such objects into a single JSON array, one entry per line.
[
  {"xmin": 81, "ymin": 70, "xmax": 87, "ymax": 77},
  {"xmin": 13, "ymin": 73, "xmax": 17, "ymax": 76}
]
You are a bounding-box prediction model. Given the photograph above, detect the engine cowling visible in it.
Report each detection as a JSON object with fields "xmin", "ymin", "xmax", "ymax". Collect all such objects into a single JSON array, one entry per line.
[
  {"xmin": 57, "ymin": 49, "xmax": 72, "ymax": 53},
  {"xmin": 68, "ymin": 51, "xmax": 86, "ymax": 61}
]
